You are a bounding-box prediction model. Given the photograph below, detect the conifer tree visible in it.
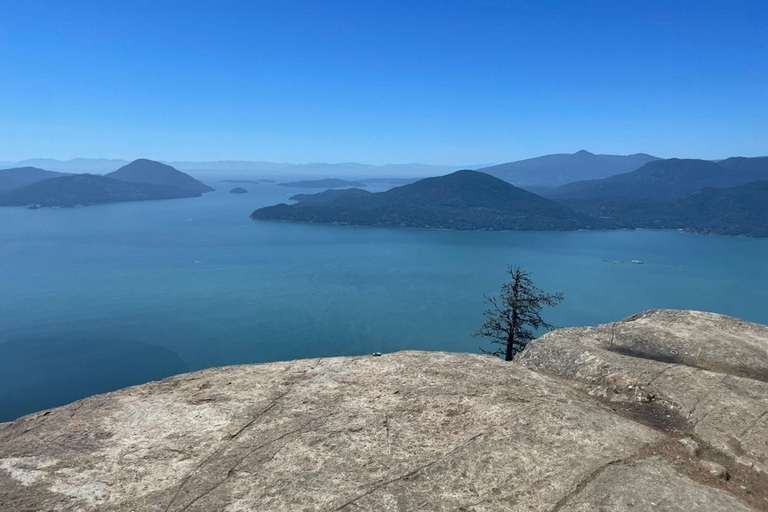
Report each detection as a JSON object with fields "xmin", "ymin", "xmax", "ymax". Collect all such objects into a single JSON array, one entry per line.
[{"xmin": 475, "ymin": 266, "xmax": 563, "ymax": 361}]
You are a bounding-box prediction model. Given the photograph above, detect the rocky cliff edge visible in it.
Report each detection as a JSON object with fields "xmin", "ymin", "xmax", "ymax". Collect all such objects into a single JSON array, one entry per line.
[{"xmin": 1, "ymin": 309, "xmax": 767, "ymax": 511}]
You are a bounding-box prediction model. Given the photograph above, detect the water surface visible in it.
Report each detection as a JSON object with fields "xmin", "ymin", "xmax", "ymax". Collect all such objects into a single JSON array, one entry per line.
[{"xmin": 1, "ymin": 178, "xmax": 767, "ymax": 420}]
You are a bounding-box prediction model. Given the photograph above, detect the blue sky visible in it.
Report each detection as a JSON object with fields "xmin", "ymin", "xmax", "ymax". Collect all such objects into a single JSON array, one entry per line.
[{"xmin": 1, "ymin": 0, "xmax": 766, "ymax": 164}]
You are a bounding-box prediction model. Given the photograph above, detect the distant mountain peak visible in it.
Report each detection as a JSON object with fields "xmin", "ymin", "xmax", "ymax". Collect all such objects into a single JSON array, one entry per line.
[
  {"xmin": 130, "ymin": 158, "xmax": 155, "ymax": 165},
  {"xmin": 0, "ymin": 167, "xmax": 69, "ymax": 191},
  {"xmin": 106, "ymin": 159, "xmax": 213, "ymax": 194},
  {"xmin": 479, "ymin": 152, "xmax": 660, "ymax": 187}
]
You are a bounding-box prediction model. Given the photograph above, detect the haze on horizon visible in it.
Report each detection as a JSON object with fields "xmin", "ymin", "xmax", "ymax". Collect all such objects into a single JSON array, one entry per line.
[{"xmin": 1, "ymin": 1, "xmax": 766, "ymax": 165}]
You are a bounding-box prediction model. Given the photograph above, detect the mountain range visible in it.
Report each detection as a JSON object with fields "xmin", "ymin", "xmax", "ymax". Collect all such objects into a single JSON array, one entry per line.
[
  {"xmin": 2, "ymin": 151, "xmax": 672, "ymax": 185},
  {"xmin": 478, "ymin": 150, "xmax": 659, "ymax": 187},
  {"xmin": 5, "ymin": 159, "xmax": 472, "ymax": 178},
  {"xmin": 3, "ymin": 152, "xmax": 767, "ymax": 236}
]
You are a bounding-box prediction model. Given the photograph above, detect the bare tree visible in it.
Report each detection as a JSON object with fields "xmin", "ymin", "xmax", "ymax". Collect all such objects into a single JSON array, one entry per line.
[{"xmin": 475, "ymin": 266, "xmax": 563, "ymax": 361}]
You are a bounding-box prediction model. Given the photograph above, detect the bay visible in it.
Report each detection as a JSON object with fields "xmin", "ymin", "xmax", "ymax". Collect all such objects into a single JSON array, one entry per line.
[{"xmin": 1, "ymin": 178, "xmax": 767, "ymax": 421}]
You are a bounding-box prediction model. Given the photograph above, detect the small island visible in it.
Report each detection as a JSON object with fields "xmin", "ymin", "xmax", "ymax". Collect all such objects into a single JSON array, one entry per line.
[
  {"xmin": 220, "ymin": 179, "xmax": 275, "ymax": 185},
  {"xmin": 229, "ymin": 187, "xmax": 248, "ymax": 194},
  {"xmin": 288, "ymin": 188, "xmax": 371, "ymax": 203},
  {"xmin": 361, "ymin": 177, "xmax": 420, "ymax": 186},
  {"xmin": 278, "ymin": 178, "xmax": 367, "ymax": 189}
]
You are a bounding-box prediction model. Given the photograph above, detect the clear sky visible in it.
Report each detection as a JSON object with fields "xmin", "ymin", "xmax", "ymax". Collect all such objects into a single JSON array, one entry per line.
[{"xmin": 1, "ymin": 0, "xmax": 766, "ymax": 164}]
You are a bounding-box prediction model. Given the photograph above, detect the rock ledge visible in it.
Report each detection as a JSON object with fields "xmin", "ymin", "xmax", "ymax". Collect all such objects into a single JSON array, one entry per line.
[{"xmin": 2, "ymin": 310, "xmax": 767, "ymax": 511}]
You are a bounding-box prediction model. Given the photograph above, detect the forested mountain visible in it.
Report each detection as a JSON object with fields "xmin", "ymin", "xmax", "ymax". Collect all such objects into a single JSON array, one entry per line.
[
  {"xmin": 106, "ymin": 159, "xmax": 213, "ymax": 194},
  {"xmin": 253, "ymin": 170, "xmax": 600, "ymax": 231},
  {"xmin": 547, "ymin": 157, "xmax": 768, "ymax": 200},
  {"xmin": 0, "ymin": 174, "xmax": 200, "ymax": 207},
  {"xmin": 717, "ymin": 156, "xmax": 768, "ymax": 180},
  {"xmin": 559, "ymin": 181, "xmax": 768, "ymax": 237}
]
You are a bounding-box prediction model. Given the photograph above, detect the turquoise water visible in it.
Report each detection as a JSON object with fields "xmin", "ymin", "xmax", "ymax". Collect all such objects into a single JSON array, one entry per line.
[{"xmin": 1, "ymin": 179, "xmax": 767, "ymax": 421}]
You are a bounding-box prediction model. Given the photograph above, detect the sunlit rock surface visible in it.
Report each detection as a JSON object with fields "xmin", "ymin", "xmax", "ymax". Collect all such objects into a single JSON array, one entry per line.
[{"xmin": 2, "ymin": 310, "xmax": 767, "ymax": 511}]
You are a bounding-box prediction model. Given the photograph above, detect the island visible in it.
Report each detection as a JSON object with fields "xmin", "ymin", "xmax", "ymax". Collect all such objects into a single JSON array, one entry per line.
[
  {"xmin": 0, "ymin": 173, "xmax": 200, "ymax": 207},
  {"xmin": 220, "ymin": 179, "xmax": 275, "ymax": 185},
  {"xmin": 0, "ymin": 159, "xmax": 212, "ymax": 208},
  {"xmin": 277, "ymin": 178, "xmax": 367, "ymax": 189},
  {"xmin": 253, "ymin": 170, "xmax": 601, "ymax": 231},
  {"xmin": 288, "ymin": 188, "xmax": 372, "ymax": 203},
  {"xmin": 253, "ymin": 164, "xmax": 768, "ymax": 236},
  {"xmin": 229, "ymin": 187, "xmax": 248, "ymax": 194},
  {"xmin": 361, "ymin": 177, "xmax": 420, "ymax": 186}
]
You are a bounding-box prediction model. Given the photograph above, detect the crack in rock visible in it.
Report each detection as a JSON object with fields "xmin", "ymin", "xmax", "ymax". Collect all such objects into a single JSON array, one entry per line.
[
  {"xmin": 549, "ymin": 457, "xmax": 625, "ymax": 512},
  {"xmin": 646, "ymin": 364, "xmax": 678, "ymax": 388},
  {"xmin": 170, "ymin": 413, "xmax": 336, "ymax": 512},
  {"xmin": 739, "ymin": 410, "xmax": 767, "ymax": 439},
  {"xmin": 333, "ymin": 433, "xmax": 484, "ymax": 511}
]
